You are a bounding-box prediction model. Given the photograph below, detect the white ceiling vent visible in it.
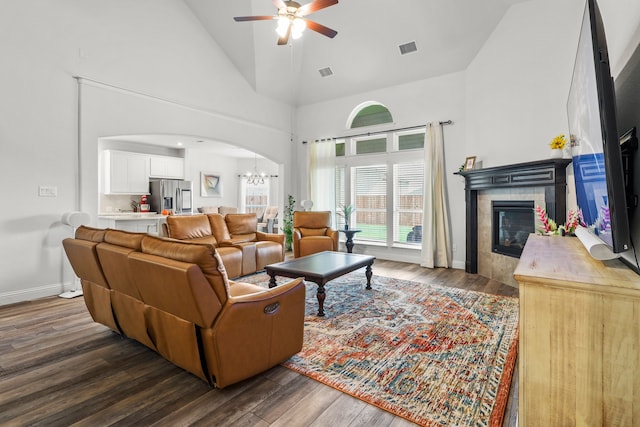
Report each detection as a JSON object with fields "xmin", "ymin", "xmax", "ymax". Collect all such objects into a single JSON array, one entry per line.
[
  {"xmin": 318, "ymin": 67, "xmax": 334, "ymax": 78},
  {"xmin": 399, "ymin": 41, "xmax": 418, "ymax": 55}
]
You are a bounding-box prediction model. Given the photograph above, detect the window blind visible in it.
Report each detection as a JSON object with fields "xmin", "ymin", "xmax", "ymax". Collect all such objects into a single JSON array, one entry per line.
[
  {"xmin": 394, "ymin": 162, "xmax": 424, "ymax": 244},
  {"xmin": 354, "ymin": 165, "xmax": 387, "ymax": 242}
]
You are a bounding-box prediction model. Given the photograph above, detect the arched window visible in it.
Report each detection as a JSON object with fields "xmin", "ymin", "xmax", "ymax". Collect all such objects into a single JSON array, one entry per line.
[
  {"xmin": 347, "ymin": 102, "xmax": 393, "ymax": 129},
  {"xmin": 335, "ymin": 102, "xmax": 425, "ymax": 248}
]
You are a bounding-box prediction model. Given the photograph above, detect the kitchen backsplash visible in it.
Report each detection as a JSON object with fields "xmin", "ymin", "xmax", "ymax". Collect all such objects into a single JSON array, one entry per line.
[{"xmin": 100, "ymin": 194, "xmax": 146, "ymax": 213}]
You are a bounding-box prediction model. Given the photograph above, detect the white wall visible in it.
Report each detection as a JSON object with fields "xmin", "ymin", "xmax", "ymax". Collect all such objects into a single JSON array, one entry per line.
[
  {"xmin": 0, "ymin": 0, "xmax": 293, "ymax": 305},
  {"xmin": 187, "ymin": 151, "xmax": 240, "ymax": 210},
  {"xmin": 465, "ymin": 0, "xmax": 585, "ymax": 168}
]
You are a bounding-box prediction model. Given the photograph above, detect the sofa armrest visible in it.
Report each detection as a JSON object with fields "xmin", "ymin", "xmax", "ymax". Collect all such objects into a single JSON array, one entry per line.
[
  {"xmin": 228, "ymin": 277, "xmax": 302, "ymax": 304},
  {"xmin": 292, "ymin": 229, "xmax": 302, "ymax": 257},
  {"xmin": 256, "ymin": 231, "xmax": 285, "ymax": 245},
  {"xmin": 326, "ymin": 229, "xmax": 339, "ymax": 250}
]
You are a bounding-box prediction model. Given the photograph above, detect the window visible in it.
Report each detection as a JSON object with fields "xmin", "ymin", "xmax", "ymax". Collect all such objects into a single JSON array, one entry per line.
[
  {"xmin": 330, "ymin": 103, "xmax": 426, "ymax": 250},
  {"xmin": 355, "ymin": 137, "xmax": 387, "ymax": 154},
  {"xmin": 398, "ymin": 132, "xmax": 425, "ymax": 150},
  {"xmin": 353, "ymin": 165, "xmax": 387, "ymax": 242},
  {"xmin": 394, "ymin": 162, "xmax": 424, "ymax": 244},
  {"xmin": 240, "ymin": 179, "xmax": 269, "ymax": 215},
  {"xmin": 350, "ymin": 104, "xmax": 393, "ymax": 128}
]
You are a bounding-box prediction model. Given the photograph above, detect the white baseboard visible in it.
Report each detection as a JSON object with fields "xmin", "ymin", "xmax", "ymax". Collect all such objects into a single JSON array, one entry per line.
[
  {"xmin": 0, "ymin": 283, "xmax": 66, "ymax": 307},
  {"xmin": 451, "ymin": 260, "xmax": 466, "ymax": 270}
]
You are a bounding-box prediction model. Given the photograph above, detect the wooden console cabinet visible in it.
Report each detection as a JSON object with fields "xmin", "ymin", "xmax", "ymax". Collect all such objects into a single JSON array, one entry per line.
[{"xmin": 514, "ymin": 234, "xmax": 640, "ymax": 426}]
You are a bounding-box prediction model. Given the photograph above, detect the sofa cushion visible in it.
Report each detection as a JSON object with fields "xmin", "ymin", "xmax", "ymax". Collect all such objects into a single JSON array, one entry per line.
[
  {"xmin": 166, "ymin": 215, "xmax": 214, "ymax": 241},
  {"xmin": 104, "ymin": 229, "xmax": 145, "ymax": 250},
  {"xmin": 225, "ymin": 213, "xmax": 258, "ymax": 235},
  {"xmin": 75, "ymin": 225, "xmax": 106, "ymax": 242},
  {"xmin": 299, "ymin": 227, "xmax": 328, "ymax": 237},
  {"xmin": 207, "ymin": 213, "xmax": 231, "ymax": 242},
  {"xmin": 293, "ymin": 211, "xmax": 332, "ymax": 229},
  {"xmin": 140, "ymin": 235, "xmax": 230, "ymax": 301}
]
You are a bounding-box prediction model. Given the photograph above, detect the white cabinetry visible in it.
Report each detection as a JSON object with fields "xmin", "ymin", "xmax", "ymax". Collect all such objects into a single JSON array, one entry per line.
[
  {"xmin": 149, "ymin": 155, "xmax": 184, "ymax": 179},
  {"xmin": 97, "ymin": 216, "xmax": 164, "ymax": 234},
  {"xmin": 104, "ymin": 150, "xmax": 150, "ymax": 194}
]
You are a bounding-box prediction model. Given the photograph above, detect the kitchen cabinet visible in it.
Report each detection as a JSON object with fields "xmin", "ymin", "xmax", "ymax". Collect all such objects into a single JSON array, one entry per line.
[
  {"xmin": 104, "ymin": 150, "xmax": 150, "ymax": 194},
  {"xmin": 149, "ymin": 155, "xmax": 184, "ymax": 179},
  {"xmin": 97, "ymin": 215, "xmax": 165, "ymax": 234},
  {"xmin": 514, "ymin": 234, "xmax": 640, "ymax": 426}
]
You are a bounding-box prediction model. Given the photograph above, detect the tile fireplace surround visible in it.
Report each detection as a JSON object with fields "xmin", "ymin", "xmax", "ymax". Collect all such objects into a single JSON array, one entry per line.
[{"xmin": 457, "ymin": 159, "xmax": 572, "ymax": 287}]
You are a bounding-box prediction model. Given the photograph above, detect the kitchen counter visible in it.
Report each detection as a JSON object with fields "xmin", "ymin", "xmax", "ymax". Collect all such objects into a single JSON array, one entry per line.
[
  {"xmin": 98, "ymin": 212, "xmax": 166, "ymax": 220},
  {"xmin": 98, "ymin": 213, "xmax": 166, "ymax": 234}
]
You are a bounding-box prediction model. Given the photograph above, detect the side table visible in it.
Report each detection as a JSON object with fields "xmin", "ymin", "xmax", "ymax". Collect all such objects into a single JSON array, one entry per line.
[{"xmin": 339, "ymin": 229, "xmax": 361, "ymax": 253}]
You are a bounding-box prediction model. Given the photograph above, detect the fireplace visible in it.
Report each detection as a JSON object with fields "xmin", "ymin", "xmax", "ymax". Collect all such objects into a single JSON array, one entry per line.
[
  {"xmin": 457, "ymin": 158, "xmax": 572, "ymax": 276},
  {"xmin": 492, "ymin": 200, "xmax": 535, "ymax": 258}
]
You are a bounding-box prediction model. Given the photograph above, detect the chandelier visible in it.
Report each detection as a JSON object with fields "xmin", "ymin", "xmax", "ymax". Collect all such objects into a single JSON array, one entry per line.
[{"xmin": 246, "ymin": 155, "xmax": 266, "ymax": 185}]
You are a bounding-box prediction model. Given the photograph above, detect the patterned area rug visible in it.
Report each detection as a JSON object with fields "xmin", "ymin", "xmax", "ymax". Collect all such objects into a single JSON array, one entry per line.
[{"xmin": 242, "ymin": 271, "xmax": 519, "ymax": 427}]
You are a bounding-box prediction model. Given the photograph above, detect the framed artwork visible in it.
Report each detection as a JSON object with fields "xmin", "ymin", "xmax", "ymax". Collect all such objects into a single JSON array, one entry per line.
[
  {"xmin": 464, "ymin": 156, "xmax": 477, "ymax": 171},
  {"xmin": 201, "ymin": 172, "xmax": 223, "ymax": 197}
]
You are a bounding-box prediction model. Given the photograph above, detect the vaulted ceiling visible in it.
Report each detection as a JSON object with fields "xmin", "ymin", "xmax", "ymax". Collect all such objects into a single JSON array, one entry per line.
[{"xmin": 184, "ymin": 0, "xmax": 531, "ymax": 106}]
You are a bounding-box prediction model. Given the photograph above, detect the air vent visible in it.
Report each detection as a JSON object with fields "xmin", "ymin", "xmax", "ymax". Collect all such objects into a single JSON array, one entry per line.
[
  {"xmin": 318, "ymin": 67, "xmax": 334, "ymax": 77},
  {"xmin": 399, "ymin": 41, "xmax": 418, "ymax": 55}
]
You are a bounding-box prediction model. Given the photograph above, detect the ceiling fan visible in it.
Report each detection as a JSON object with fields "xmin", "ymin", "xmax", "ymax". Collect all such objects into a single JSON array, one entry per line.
[{"xmin": 233, "ymin": 0, "xmax": 338, "ymax": 45}]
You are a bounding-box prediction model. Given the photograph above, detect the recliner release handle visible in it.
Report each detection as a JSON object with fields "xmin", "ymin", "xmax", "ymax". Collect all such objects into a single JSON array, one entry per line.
[{"xmin": 264, "ymin": 302, "xmax": 280, "ymax": 314}]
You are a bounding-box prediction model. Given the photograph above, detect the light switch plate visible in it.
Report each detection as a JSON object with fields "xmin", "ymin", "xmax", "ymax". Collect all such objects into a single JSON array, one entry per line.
[{"xmin": 39, "ymin": 185, "xmax": 58, "ymax": 197}]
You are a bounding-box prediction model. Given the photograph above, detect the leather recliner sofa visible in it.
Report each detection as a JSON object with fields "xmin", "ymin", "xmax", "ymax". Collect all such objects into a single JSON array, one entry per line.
[
  {"xmin": 165, "ymin": 213, "xmax": 284, "ymax": 277},
  {"xmin": 63, "ymin": 226, "xmax": 305, "ymax": 388}
]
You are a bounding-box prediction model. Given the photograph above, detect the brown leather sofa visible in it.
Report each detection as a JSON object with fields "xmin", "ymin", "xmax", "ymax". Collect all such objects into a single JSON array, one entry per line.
[
  {"xmin": 63, "ymin": 226, "xmax": 305, "ymax": 388},
  {"xmin": 164, "ymin": 214, "xmax": 243, "ymax": 278},
  {"xmin": 165, "ymin": 213, "xmax": 284, "ymax": 276},
  {"xmin": 292, "ymin": 211, "xmax": 339, "ymax": 258}
]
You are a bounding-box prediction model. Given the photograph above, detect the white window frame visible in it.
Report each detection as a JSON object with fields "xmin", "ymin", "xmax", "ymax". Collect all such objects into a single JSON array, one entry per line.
[{"xmin": 335, "ymin": 129, "xmax": 426, "ymax": 249}]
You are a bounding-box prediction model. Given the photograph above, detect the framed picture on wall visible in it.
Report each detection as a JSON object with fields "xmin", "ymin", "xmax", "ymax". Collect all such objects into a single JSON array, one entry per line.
[
  {"xmin": 201, "ymin": 172, "xmax": 223, "ymax": 197},
  {"xmin": 464, "ymin": 156, "xmax": 477, "ymax": 171}
]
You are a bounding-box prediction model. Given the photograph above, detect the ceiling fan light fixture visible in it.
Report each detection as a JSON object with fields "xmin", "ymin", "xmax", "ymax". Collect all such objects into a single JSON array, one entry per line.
[
  {"xmin": 291, "ymin": 17, "xmax": 306, "ymax": 39},
  {"xmin": 276, "ymin": 16, "xmax": 289, "ymax": 37}
]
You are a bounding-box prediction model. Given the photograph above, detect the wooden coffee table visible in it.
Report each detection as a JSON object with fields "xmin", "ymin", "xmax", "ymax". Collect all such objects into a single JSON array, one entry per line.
[{"xmin": 265, "ymin": 251, "xmax": 375, "ymax": 316}]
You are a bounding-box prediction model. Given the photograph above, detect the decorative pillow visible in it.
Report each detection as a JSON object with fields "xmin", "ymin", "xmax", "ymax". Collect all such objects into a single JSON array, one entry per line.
[{"xmin": 299, "ymin": 227, "xmax": 328, "ymax": 236}]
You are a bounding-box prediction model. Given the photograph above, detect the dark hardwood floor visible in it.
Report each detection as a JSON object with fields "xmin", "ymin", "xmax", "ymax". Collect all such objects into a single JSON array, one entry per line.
[{"xmin": 0, "ymin": 259, "xmax": 519, "ymax": 426}]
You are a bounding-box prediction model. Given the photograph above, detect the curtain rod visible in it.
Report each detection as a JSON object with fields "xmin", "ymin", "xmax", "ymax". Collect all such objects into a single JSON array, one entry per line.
[{"xmin": 305, "ymin": 120, "xmax": 453, "ymax": 143}]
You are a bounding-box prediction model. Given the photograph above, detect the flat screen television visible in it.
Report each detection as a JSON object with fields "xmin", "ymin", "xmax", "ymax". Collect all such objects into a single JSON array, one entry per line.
[{"xmin": 567, "ymin": 0, "xmax": 631, "ymax": 258}]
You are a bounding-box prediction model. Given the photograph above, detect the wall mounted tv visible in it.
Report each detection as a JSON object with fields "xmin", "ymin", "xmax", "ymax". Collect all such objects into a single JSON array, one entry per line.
[{"xmin": 567, "ymin": 0, "xmax": 631, "ymax": 259}]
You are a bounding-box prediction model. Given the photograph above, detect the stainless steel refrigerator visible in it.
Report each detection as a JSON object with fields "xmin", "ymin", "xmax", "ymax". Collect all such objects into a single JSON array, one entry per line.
[{"xmin": 149, "ymin": 179, "xmax": 193, "ymax": 215}]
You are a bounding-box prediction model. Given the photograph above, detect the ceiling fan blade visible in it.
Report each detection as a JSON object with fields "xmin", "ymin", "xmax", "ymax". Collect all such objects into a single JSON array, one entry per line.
[
  {"xmin": 233, "ymin": 16, "xmax": 276, "ymax": 22},
  {"xmin": 305, "ymin": 19, "xmax": 338, "ymax": 38},
  {"xmin": 277, "ymin": 24, "xmax": 291, "ymax": 45},
  {"xmin": 272, "ymin": 0, "xmax": 286, "ymax": 9},
  {"xmin": 299, "ymin": 0, "xmax": 338, "ymax": 16}
]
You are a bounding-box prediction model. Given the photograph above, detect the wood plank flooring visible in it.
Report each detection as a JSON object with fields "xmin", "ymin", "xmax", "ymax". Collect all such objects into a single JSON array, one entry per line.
[{"xmin": 0, "ymin": 259, "xmax": 519, "ymax": 426}]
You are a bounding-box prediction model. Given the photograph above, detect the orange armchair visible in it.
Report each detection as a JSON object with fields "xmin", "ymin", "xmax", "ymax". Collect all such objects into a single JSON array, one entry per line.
[{"xmin": 292, "ymin": 211, "xmax": 339, "ymax": 258}]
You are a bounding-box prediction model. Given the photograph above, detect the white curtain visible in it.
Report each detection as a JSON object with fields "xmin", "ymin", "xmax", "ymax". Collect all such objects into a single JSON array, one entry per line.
[
  {"xmin": 308, "ymin": 139, "xmax": 336, "ymax": 212},
  {"xmin": 421, "ymin": 122, "xmax": 452, "ymax": 268}
]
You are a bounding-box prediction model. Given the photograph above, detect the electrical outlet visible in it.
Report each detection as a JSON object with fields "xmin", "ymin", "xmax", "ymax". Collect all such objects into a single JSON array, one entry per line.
[
  {"xmin": 39, "ymin": 185, "xmax": 58, "ymax": 197},
  {"xmin": 453, "ymin": 243, "xmax": 457, "ymax": 252}
]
